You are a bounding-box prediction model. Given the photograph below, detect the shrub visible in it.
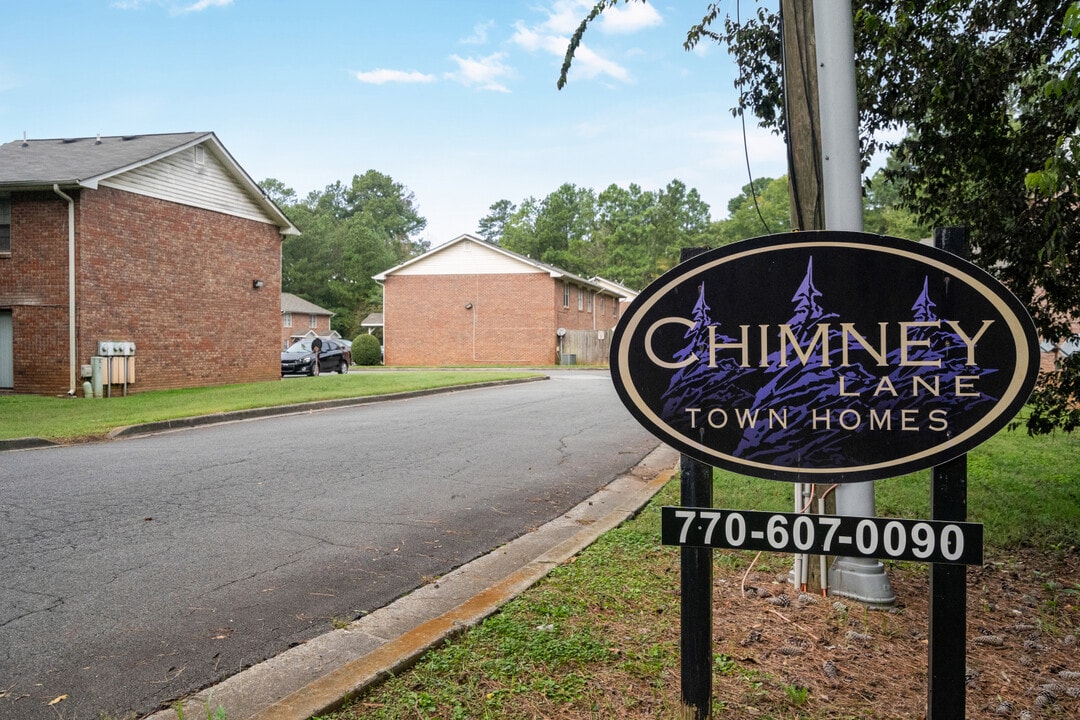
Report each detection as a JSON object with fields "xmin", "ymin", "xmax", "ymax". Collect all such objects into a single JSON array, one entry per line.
[{"xmin": 352, "ymin": 334, "xmax": 383, "ymax": 365}]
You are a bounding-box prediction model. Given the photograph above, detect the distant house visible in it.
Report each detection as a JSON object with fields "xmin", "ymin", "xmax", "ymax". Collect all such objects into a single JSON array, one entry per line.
[
  {"xmin": 0, "ymin": 132, "xmax": 298, "ymax": 396},
  {"xmin": 1040, "ymin": 319, "xmax": 1080, "ymax": 373},
  {"xmin": 372, "ymin": 233, "xmax": 625, "ymax": 366},
  {"xmin": 281, "ymin": 292, "xmax": 337, "ymax": 348},
  {"xmin": 360, "ymin": 312, "xmax": 383, "ymax": 335}
]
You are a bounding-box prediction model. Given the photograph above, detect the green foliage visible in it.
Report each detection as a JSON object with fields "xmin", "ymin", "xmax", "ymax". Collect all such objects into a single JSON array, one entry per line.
[
  {"xmin": 477, "ymin": 198, "xmax": 515, "ymax": 245},
  {"xmin": 493, "ymin": 179, "xmax": 714, "ymax": 290},
  {"xmin": 351, "ymin": 333, "xmax": 382, "ymax": 366},
  {"xmin": 262, "ymin": 171, "xmax": 428, "ymax": 338},
  {"xmin": 708, "ymin": 0, "xmax": 1080, "ymax": 433},
  {"xmin": 712, "ymin": 176, "xmax": 791, "ymax": 242}
]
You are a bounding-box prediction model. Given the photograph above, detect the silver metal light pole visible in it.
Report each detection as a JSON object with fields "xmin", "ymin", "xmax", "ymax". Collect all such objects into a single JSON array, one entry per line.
[{"xmin": 813, "ymin": 0, "xmax": 895, "ymax": 605}]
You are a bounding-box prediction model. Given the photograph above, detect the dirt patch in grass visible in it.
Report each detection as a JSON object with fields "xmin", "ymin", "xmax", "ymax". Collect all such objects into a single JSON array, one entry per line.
[{"xmin": 668, "ymin": 547, "xmax": 1080, "ymax": 718}]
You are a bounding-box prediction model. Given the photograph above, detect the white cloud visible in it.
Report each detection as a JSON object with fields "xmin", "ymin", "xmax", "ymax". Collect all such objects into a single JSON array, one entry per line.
[
  {"xmin": 565, "ymin": 44, "xmax": 630, "ymax": 82},
  {"xmin": 510, "ymin": 22, "xmax": 569, "ymax": 55},
  {"xmin": 110, "ymin": 0, "xmax": 232, "ymax": 12},
  {"xmin": 178, "ymin": 0, "xmax": 232, "ymax": 12},
  {"xmin": 461, "ymin": 19, "xmax": 496, "ymax": 45},
  {"xmin": 541, "ymin": 0, "xmax": 594, "ymax": 35},
  {"xmin": 539, "ymin": 0, "xmax": 661, "ymax": 35},
  {"xmin": 510, "ymin": 17, "xmax": 631, "ymax": 85},
  {"xmin": 597, "ymin": 1, "xmax": 662, "ymax": 34},
  {"xmin": 446, "ymin": 53, "xmax": 513, "ymax": 93},
  {"xmin": 353, "ymin": 69, "xmax": 437, "ymax": 85}
]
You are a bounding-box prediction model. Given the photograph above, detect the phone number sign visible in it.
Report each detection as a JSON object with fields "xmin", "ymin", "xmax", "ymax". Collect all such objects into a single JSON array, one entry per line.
[{"xmin": 662, "ymin": 506, "xmax": 983, "ymax": 565}]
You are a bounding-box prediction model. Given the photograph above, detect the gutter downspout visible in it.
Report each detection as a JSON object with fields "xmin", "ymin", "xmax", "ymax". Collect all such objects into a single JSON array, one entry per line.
[{"xmin": 53, "ymin": 184, "xmax": 76, "ymax": 396}]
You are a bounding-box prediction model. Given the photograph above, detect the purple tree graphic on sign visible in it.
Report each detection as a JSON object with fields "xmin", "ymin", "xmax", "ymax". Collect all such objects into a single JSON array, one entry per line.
[{"xmin": 660, "ymin": 283, "xmax": 755, "ymax": 426}]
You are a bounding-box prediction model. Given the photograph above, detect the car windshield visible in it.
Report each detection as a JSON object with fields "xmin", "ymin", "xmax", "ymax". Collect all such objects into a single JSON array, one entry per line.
[{"xmin": 286, "ymin": 341, "xmax": 314, "ymax": 353}]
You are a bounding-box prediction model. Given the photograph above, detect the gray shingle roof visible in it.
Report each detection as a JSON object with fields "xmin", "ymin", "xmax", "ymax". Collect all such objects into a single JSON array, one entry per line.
[
  {"xmin": 0, "ymin": 132, "xmax": 210, "ymax": 187},
  {"xmin": 0, "ymin": 131, "xmax": 299, "ymax": 235},
  {"xmin": 281, "ymin": 292, "xmax": 334, "ymax": 316}
]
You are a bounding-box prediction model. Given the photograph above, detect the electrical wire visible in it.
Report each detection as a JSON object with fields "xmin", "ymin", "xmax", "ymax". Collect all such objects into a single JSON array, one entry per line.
[{"xmin": 735, "ymin": 0, "xmax": 773, "ymax": 235}]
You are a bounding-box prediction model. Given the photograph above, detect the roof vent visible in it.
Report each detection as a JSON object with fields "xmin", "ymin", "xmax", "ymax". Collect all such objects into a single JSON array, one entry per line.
[
  {"xmin": 20, "ymin": 132, "xmax": 28, "ymax": 147},
  {"xmin": 95, "ymin": 133, "xmax": 102, "ymax": 145}
]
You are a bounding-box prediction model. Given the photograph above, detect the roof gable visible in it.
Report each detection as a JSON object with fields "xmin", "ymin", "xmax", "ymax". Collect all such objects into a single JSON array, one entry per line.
[
  {"xmin": 281, "ymin": 292, "xmax": 334, "ymax": 316},
  {"xmin": 376, "ymin": 234, "xmax": 545, "ymax": 278},
  {"xmin": 0, "ymin": 132, "xmax": 298, "ymax": 235},
  {"xmin": 373, "ymin": 234, "xmax": 614, "ymax": 296}
]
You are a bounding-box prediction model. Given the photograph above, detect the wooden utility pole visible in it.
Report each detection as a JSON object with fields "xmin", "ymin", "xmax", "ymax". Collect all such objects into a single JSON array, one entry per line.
[
  {"xmin": 780, "ymin": 0, "xmax": 834, "ymax": 594},
  {"xmin": 780, "ymin": 0, "xmax": 824, "ymax": 232}
]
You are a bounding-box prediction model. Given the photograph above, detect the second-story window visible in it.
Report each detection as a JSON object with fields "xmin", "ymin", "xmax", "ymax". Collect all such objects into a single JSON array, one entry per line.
[
  {"xmin": 563, "ymin": 280, "xmax": 570, "ymax": 308},
  {"xmin": 0, "ymin": 195, "xmax": 10, "ymax": 254},
  {"xmin": 283, "ymin": 312, "xmax": 293, "ymax": 328}
]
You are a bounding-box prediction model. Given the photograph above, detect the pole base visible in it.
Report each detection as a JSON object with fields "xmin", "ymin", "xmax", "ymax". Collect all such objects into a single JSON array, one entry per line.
[{"xmin": 828, "ymin": 557, "xmax": 896, "ymax": 607}]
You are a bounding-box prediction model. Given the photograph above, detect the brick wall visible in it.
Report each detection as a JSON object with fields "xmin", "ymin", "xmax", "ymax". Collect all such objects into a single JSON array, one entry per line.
[
  {"xmin": 0, "ymin": 192, "xmax": 74, "ymax": 393},
  {"xmin": 0, "ymin": 187, "xmax": 282, "ymax": 395},
  {"xmin": 382, "ymin": 273, "xmax": 622, "ymax": 366},
  {"xmin": 553, "ymin": 280, "xmax": 621, "ymax": 333},
  {"xmin": 384, "ymin": 273, "xmax": 558, "ymax": 366},
  {"xmin": 281, "ymin": 311, "xmax": 333, "ymax": 349}
]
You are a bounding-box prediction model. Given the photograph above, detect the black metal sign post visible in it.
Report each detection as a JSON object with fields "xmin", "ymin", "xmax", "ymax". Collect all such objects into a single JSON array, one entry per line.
[
  {"xmin": 678, "ymin": 247, "xmax": 714, "ymax": 720},
  {"xmin": 680, "ymin": 455, "xmax": 713, "ymax": 720},
  {"xmin": 928, "ymin": 227, "xmax": 970, "ymax": 719}
]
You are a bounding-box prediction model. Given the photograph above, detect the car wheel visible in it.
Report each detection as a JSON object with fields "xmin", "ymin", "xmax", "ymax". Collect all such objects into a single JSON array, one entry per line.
[{"xmin": 338, "ymin": 358, "xmax": 349, "ymax": 374}]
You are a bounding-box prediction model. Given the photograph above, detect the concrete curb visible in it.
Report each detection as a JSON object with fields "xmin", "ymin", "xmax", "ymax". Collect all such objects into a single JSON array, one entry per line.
[
  {"xmin": 147, "ymin": 444, "xmax": 679, "ymax": 720},
  {"xmin": 0, "ymin": 376, "xmax": 547, "ymax": 452},
  {"xmin": 0, "ymin": 436, "xmax": 58, "ymax": 451}
]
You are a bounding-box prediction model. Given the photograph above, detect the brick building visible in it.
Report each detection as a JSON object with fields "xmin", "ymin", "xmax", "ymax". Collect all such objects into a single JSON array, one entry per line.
[
  {"xmin": 0, "ymin": 132, "xmax": 298, "ymax": 396},
  {"xmin": 280, "ymin": 292, "xmax": 337, "ymax": 349},
  {"xmin": 373, "ymin": 234, "xmax": 625, "ymax": 366}
]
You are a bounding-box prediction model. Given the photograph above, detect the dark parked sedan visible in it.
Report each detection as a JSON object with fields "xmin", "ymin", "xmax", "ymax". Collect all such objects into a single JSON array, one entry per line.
[{"xmin": 281, "ymin": 338, "xmax": 351, "ymax": 376}]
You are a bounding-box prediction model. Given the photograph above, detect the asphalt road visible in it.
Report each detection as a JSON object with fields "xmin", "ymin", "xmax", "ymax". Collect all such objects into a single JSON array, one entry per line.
[{"xmin": 0, "ymin": 370, "xmax": 659, "ymax": 720}]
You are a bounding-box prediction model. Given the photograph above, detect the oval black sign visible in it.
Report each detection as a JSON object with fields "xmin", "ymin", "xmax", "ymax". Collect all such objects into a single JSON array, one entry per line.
[{"xmin": 611, "ymin": 231, "xmax": 1040, "ymax": 482}]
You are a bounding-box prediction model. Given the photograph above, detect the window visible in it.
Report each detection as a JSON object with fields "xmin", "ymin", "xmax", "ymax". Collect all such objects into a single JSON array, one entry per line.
[
  {"xmin": 0, "ymin": 195, "xmax": 10, "ymax": 254},
  {"xmin": 600, "ymin": 296, "xmax": 606, "ymax": 314},
  {"xmin": 577, "ymin": 287, "xmax": 584, "ymax": 311},
  {"xmin": 587, "ymin": 292, "xmax": 593, "ymax": 312},
  {"xmin": 309, "ymin": 314, "xmax": 317, "ymax": 328},
  {"xmin": 563, "ymin": 280, "xmax": 570, "ymax": 308},
  {"xmin": 283, "ymin": 312, "xmax": 293, "ymax": 328}
]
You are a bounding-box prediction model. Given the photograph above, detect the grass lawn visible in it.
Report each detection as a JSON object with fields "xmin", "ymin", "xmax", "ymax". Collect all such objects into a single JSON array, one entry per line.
[
  {"xmin": 0, "ymin": 370, "xmax": 539, "ymax": 442},
  {"xmin": 321, "ymin": 421, "xmax": 1080, "ymax": 720}
]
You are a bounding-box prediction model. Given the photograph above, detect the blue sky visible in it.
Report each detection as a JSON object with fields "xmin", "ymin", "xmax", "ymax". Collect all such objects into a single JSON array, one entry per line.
[{"xmin": 1, "ymin": 0, "xmax": 788, "ymax": 246}]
